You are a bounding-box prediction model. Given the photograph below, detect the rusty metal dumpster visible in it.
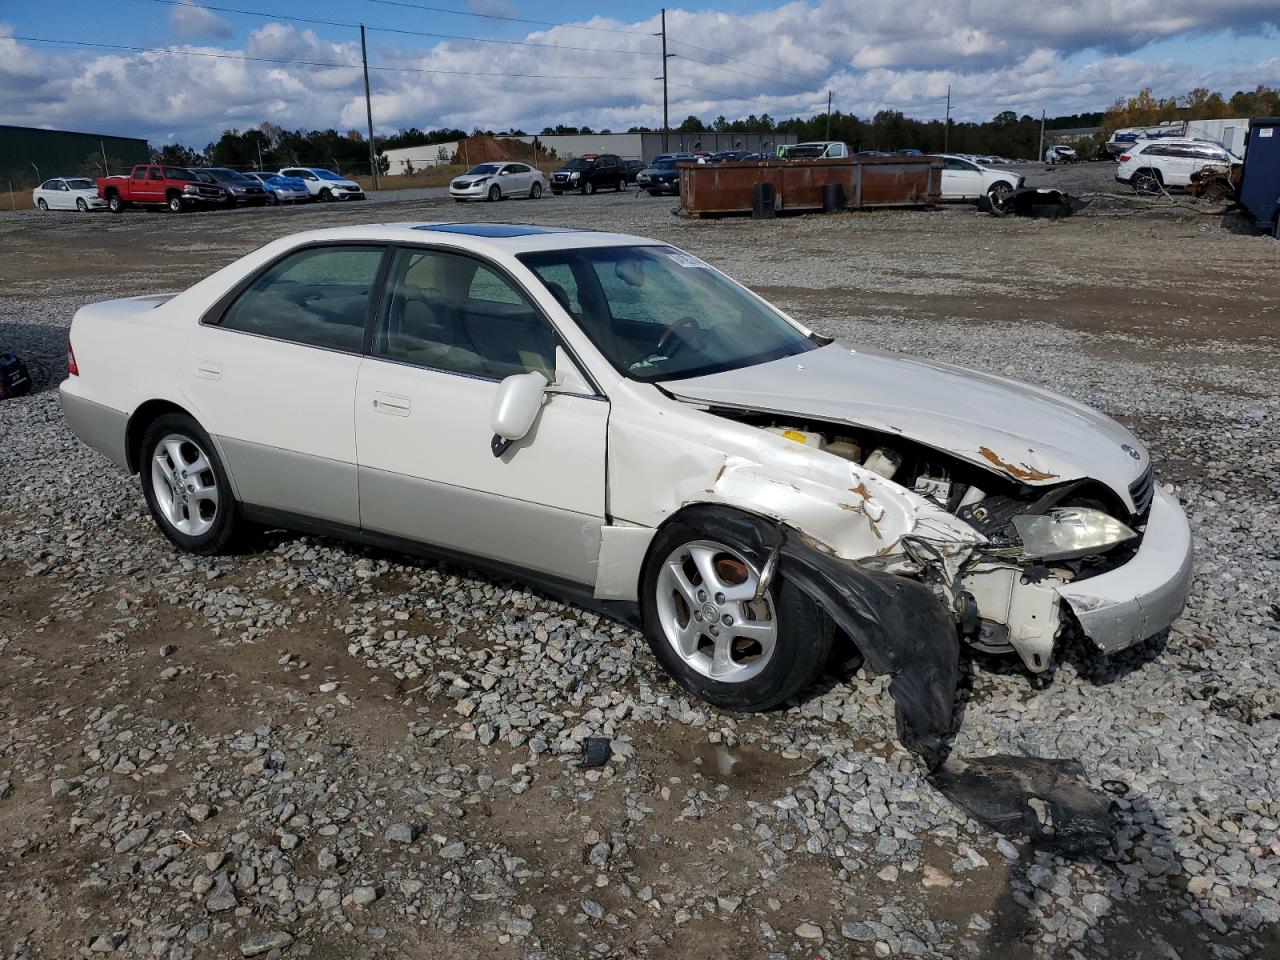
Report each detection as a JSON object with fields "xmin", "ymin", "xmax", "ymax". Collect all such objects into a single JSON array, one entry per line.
[{"xmin": 679, "ymin": 156, "xmax": 941, "ymax": 216}]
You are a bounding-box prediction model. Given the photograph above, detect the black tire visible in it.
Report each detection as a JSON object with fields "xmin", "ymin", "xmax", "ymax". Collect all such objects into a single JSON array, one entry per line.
[
  {"xmin": 269, "ymin": 193, "xmax": 280, "ymax": 206},
  {"xmin": 167, "ymin": 193, "xmax": 184, "ymax": 213},
  {"xmin": 488, "ymin": 184, "xmax": 501, "ymax": 202},
  {"xmin": 76, "ymin": 198, "xmax": 88, "ymax": 212},
  {"xmin": 987, "ymin": 181, "xmax": 1013, "ymax": 213},
  {"xmin": 1132, "ymin": 170, "xmax": 1162, "ymax": 195},
  {"xmin": 529, "ymin": 182, "xmax": 542, "ymax": 199},
  {"xmin": 583, "ymin": 180, "xmax": 596, "ymax": 195},
  {"xmin": 615, "ymin": 179, "xmax": 624, "ymax": 192},
  {"xmin": 37, "ymin": 198, "xmax": 48, "ymax": 211},
  {"xmin": 319, "ymin": 188, "xmax": 333, "ymax": 202},
  {"xmin": 138, "ymin": 413, "xmax": 243, "ymax": 556},
  {"xmin": 639, "ymin": 514, "xmax": 833, "ymax": 712},
  {"xmin": 107, "ymin": 194, "xmax": 124, "ymax": 214}
]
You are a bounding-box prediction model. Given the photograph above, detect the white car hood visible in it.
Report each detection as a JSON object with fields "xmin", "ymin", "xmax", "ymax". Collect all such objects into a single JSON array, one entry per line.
[{"xmin": 668, "ymin": 340, "xmax": 1149, "ymax": 506}]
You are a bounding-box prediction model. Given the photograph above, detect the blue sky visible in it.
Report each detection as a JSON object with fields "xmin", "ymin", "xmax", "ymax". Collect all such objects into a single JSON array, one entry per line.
[{"xmin": 1, "ymin": 1, "xmax": 1277, "ymax": 145}]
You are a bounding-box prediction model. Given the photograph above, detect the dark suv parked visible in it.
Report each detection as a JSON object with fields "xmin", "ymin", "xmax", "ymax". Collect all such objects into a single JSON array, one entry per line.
[
  {"xmin": 549, "ymin": 154, "xmax": 626, "ymax": 195},
  {"xmin": 198, "ymin": 167, "xmax": 269, "ymax": 206}
]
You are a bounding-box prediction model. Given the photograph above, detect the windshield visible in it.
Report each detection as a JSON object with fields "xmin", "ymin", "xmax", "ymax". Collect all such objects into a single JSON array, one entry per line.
[
  {"xmin": 315, "ymin": 169, "xmax": 346, "ymax": 181},
  {"xmin": 206, "ymin": 167, "xmax": 255, "ymax": 183},
  {"xmin": 465, "ymin": 163, "xmax": 502, "ymax": 175},
  {"xmin": 518, "ymin": 245, "xmax": 815, "ymax": 382},
  {"xmin": 563, "ymin": 158, "xmax": 592, "ymax": 171},
  {"xmin": 65, "ymin": 178, "xmax": 94, "ymax": 189}
]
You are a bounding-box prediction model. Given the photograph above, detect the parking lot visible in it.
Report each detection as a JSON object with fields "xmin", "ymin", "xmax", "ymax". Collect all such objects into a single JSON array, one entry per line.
[{"xmin": 1, "ymin": 162, "xmax": 1278, "ymax": 960}]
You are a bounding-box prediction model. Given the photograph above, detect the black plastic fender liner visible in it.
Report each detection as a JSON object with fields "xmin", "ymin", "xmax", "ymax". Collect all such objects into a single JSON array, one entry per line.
[{"xmin": 667, "ymin": 505, "xmax": 960, "ymax": 757}]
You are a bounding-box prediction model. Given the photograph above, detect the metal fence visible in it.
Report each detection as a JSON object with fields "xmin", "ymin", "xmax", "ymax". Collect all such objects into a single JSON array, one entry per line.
[{"xmin": 0, "ymin": 125, "xmax": 149, "ymax": 189}]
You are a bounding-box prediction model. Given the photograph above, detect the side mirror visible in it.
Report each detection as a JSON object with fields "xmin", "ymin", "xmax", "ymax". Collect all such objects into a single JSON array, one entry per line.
[{"xmin": 490, "ymin": 371, "xmax": 548, "ymax": 456}]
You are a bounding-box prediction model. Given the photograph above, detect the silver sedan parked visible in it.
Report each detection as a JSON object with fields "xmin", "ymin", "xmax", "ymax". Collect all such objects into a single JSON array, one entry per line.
[{"xmin": 449, "ymin": 162, "xmax": 546, "ymax": 202}]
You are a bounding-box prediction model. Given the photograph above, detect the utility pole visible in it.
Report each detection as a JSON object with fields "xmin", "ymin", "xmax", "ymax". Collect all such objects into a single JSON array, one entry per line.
[
  {"xmin": 660, "ymin": 9, "xmax": 670, "ymax": 153},
  {"xmin": 1038, "ymin": 109, "xmax": 1045, "ymax": 163},
  {"xmin": 943, "ymin": 84, "xmax": 951, "ymax": 152},
  {"xmin": 100, "ymin": 141, "xmax": 109, "ymax": 176},
  {"xmin": 825, "ymin": 90, "xmax": 832, "ymax": 141},
  {"xmin": 360, "ymin": 24, "xmax": 378, "ymax": 190}
]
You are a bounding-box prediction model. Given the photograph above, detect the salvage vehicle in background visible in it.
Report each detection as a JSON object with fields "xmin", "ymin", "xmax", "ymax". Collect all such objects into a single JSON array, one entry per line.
[
  {"xmin": 781, "ymin": 141, "xmax": 849, "ymax": 159},
  {"xmin": 200, "ymin": 168, "xmax": 270, "ymax": 206},
  {"xmin": 1115, "ymin": 138, "xmax": 1240, "ymax": 194},
  {"xmin": 449, "ymin": 162, "xmax": 546, "ymax": 202},
  {"xmin": 244, "ymin": 172, "xmax": 312, "ymax": 204},
  {"xmin": 33, "ymin": 177, "xmax": 106, "ymax": 212},
  {"xmin": 278, "ymin": 167, "xmax": 366, "ymax": 201},
  {"xmin": 60, "ymin": 221, "xmax": 1192, "ymax": 754},
  {"xmin": 98, "ymin": 165, "xmax": 227, "ymax": 213},
  {"xmin": 549, "ymin": 154, "xmax": 625, "ymax": 195},
  {"xmin": 938, "ymin": 154, "xmax": 1023, "ymax": 206},
  {"xmin": 1044, "ymin": 146, "xmax": 1078, "ymax": 164}
]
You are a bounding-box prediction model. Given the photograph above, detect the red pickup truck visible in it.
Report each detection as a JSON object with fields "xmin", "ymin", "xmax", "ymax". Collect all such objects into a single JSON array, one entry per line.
[{"xmin": 98, "ymin": 165, "xmax": 227, "ymax": 213}]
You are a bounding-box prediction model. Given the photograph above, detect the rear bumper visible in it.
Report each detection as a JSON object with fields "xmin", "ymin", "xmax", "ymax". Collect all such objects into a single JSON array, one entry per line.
[
  {"xmin": 60, "ymin": 385, "xmax": 130, "ymax": 471},
  {"xmin": 1056, "ymin": 487, "xmax": 1193, "ymax": 652}
]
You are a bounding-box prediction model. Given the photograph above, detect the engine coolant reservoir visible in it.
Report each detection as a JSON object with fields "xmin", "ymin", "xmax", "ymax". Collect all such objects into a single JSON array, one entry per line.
[{"xmin": 765, "ymin": 426, "xmax": 824, "ymax": 449}]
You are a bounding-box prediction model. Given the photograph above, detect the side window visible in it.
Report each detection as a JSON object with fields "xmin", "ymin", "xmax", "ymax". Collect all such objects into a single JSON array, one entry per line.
[
  {"xmin": 133, "ymin": 168, "xmax": 148, "ymax": 179},
  {"xmin": 374, "ymin": 248, "xmax": 558, "ymax": 380},
  {"xmin": 219, "ymin": 246, "xmax": 385, "ymax": 352},
  {"xmin": 39, "ymin": 180, "xmax": 56, "ymax": 190},
  {"xmin": 149, "ymin": 168, "xmax": 164, "ymax": 180}
]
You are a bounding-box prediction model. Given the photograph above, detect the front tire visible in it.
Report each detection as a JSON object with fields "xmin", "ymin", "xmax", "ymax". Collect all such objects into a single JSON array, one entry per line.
[
  {"xmin": 488, "ymin": 184, "xmax": 501, "ymax": 202},
  {"xmin": 319, "ymin": 188, "xmax": 333, "ymax": 202},
  {"xmin": 583, "ymin": 181, "xmax": 596, "ymax": 195},
  {"xmin": 167, "ymin": 194, "xmax": 184, "ymax": 213},
  {"xmin": 529, "ymin": 182, "xmax": 542, "ymax": 199},
  {"xmin": 987, "ymin": 181, "xmax": 1013, "ymax": 212},
  {"xmin": 139, "ymin": 414, "xmax": 243, "ymax": 556},
  {"xmin": 76, "ymin": 198, "xmax": 88, "ymax": 212},
  {"xmin": 640, "ymin": 518, "xmax": 832, "ymax": 711}
]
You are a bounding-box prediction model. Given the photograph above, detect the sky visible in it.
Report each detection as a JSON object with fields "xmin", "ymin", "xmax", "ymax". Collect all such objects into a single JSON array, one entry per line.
[{"xmin": 1, "ymin": 0, "xmax": 1277, "ymax": 147}]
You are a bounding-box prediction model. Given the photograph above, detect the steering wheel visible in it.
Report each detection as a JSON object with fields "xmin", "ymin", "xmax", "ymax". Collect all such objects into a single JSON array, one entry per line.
[{"xmin": 656, "ymin": 316, "xmax": 705, "ymax": 357}]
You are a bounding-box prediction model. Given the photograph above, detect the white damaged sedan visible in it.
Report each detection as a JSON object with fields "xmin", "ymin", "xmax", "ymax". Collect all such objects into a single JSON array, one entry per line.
[{"xmin": 60, "ymin": 222, "xmax": 1192, "ymax": 751}]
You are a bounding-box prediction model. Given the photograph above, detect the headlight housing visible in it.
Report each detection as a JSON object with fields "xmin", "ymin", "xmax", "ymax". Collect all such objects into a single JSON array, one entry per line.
[
  {"xmin": 1013, "ymin": 507, "xmax": 1137, "ymax": 561},
  {"xmin": 569, "ymin": 171, "xmax": 580, "ymax": 180}
]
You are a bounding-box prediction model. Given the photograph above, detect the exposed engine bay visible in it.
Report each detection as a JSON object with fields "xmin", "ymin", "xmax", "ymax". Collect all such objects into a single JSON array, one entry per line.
[{"xmin": 712, "ymin": 408, "xmax": 1152, "ymax": 672}]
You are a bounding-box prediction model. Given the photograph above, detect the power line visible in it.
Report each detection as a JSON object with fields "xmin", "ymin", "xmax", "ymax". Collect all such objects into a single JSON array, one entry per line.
[
  {"xmin": 360, "ymin": 0, "xmax": 648, "ymax": 36},
  {"xmin": 9, "ymin": 35, "xmax": 656, "ymax": 82},
  {"xmin": 668, "ymin": 37, "xmax": 812, "ymax": 83}
]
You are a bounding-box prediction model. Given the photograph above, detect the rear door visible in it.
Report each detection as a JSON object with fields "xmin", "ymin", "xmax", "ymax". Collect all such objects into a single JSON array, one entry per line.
[
  {"xmin": 181, "ymin": 243, "xmax": 388, "ymax": 526},
  {"xmin": 354, "ymin": 245, "xmax": 608, "ymax": 584}
]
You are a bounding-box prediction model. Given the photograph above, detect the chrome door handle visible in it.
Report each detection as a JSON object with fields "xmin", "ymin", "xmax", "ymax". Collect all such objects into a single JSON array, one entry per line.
[{"xmin": 372, "ymin": 392, "xmax": 411, "ymax": 416}]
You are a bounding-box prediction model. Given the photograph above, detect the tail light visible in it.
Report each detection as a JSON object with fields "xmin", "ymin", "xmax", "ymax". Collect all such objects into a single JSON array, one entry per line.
[
  {"xmin": 1118, "ymin": 155, "xmax": 1131, "ymax": 162},
  {"xmin": 67, "ymin": 338, "xmax": 79, "ymax": 376}
]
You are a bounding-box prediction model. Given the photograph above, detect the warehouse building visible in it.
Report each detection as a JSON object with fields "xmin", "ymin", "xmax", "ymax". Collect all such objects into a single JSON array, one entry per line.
[
  {"xmin": 383, "ymin": 130, "xmax": 797, "ymax": 173},
  {"xmin": 0, "ymin": 125, "xmax": 149, "ymax": 189}
]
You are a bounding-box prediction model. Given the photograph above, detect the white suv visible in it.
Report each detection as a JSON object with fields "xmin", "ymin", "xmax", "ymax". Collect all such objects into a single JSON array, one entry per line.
[
  {"xmin": 277, "ymin": 167, "xmax": 366, "ymax": 201},
  {"xmin": 1114, "ymin": 139, "xmax": 1238, "ymax": 193}
]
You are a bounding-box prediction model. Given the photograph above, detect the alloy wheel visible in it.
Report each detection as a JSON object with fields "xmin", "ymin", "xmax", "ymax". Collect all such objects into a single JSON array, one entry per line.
[
  {"xmin": 654, "ymin": 540, "xmax": 778, "ymax": 683},
  {"xmin": 150, "ymin": 434, "xmax": 219, "ymax": 537}
]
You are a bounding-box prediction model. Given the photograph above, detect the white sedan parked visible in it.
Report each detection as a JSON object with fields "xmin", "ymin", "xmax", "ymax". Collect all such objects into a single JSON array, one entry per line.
[
  {"xmin": 33, "ymin": 177, "xmax": 106, "ymax": 212},
  {"xmin": 449, "ymin": 162, "xmax": 547, "ymax": 201},
  {"xmin": 939, "ymin": 154, "xmax": 1023, "ymax": 205},
  {"xmin": 59, "ymin": 222, "xmax": 1191, "ymax": 754}
]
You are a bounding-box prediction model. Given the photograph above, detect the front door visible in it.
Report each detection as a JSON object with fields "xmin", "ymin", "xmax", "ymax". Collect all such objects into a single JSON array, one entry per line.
[
  {"xmin": 180, "ymin": 243, "xmax": 387, "ymax": 525},
  {"xmin": 941, "ymin": 157, "xmax": 983, "ymax": 199},
  {"xmin": 355, "ymin": 245, "xmax": 608, "ymax": 585}
]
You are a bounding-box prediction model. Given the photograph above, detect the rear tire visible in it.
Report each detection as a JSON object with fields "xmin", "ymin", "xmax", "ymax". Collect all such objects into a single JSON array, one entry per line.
[
  {"xmin": 139, "ymin": 413, "xmax": 243, "ymax": 556},
  {"xmin": 640, "ymin": 515, "xmax": 833, "ymax": 712},
  {"xmin": 1132, "ymin": 170, "xmax": 1162, "ymax": 195},
  {"xmin": 37, "ymin": 198, "xmax": 48, "ymax": 211},
  {"xmin": 107, "ymin": 194, "xmax": 124, "ymax": 214}
]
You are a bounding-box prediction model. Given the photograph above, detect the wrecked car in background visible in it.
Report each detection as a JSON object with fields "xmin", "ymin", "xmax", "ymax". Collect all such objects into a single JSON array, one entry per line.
[{"xmin": 59, "ymin": 222, "xmax": 1193, "ymax": 762}]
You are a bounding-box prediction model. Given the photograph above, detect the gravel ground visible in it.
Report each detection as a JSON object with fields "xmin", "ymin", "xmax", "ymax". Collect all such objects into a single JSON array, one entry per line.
[{"xmin": 1, "ymin": 170, "xmax": 1278, "ymax": 960}]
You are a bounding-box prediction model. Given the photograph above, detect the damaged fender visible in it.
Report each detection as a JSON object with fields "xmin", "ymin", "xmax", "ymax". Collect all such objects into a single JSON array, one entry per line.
[{"xmin": 667, "ymin": 504, "xmax": 961, "ymax": 759}]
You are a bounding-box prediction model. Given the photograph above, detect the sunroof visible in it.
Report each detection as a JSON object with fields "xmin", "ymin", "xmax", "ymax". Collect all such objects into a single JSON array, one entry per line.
[{"xmin": 411, "ymin": 223, "xmax": 579, "ymax": 238}]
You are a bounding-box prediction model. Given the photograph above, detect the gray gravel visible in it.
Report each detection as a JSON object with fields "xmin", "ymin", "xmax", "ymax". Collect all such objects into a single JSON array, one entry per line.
[{"xmin": 1, "ymin": 185, "xmax": 1277, "ymax": 959}]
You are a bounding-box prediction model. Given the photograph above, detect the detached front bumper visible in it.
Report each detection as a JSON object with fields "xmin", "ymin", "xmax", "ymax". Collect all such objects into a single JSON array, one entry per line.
[{"xmin": 1057, "ymin": 486, "xmax": 1193, "ymax": 652}]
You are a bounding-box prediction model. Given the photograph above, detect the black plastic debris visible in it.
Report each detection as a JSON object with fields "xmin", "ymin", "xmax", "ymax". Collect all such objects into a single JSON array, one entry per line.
[
  {"xmin": 979, "ymin": 187, "xmax": 1090, "ymax": 218},
  {"xmin": 930, "ymin": 755, "xmax": 1118, "ymax": 857},
  {"xmin": 579, "ymin": 737, "xmax": 612, "ymax": 768}
]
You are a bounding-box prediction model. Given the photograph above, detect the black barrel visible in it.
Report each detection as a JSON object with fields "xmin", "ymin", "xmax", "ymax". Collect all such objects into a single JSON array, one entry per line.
[
  {"xmin": 751, "ymin": 181, "xmax": 776, "ymax": 218},
  {"xmin": 822, "ymin": 182, "xmax": 846, "ymax": 213}
]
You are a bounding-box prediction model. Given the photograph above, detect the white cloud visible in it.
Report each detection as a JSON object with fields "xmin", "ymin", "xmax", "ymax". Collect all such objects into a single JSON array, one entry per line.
[
  {"xmin": 168, "ymin": 4, "xmax": 232, "ymax": 41},
  {"xmin": 0, "ymin": 2, "xmax": 1276, "ymax": 146},
  {"xmin": 468, "ymin": 0, "xmax": 518, "ymax": 18}
]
